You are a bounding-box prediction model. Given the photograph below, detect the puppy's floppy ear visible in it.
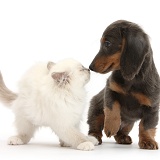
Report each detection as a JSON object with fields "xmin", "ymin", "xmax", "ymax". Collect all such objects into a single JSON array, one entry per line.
[
  {"xmin": 120, "ymin": 28, "xmax": 149, "ymax": 80},
  {"xmin": 47, "ymin": 61, "xmax": 55, "ymax": 70},
  {"xmin": 51, "ymin": 72, "xmax": 69, "ymax": 85}
]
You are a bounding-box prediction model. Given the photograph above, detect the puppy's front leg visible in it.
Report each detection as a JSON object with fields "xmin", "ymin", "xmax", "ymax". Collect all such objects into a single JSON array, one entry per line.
[
  {"xmin": 138, "ymin": 107, "xmax": 159, "ymax": 150},
  {"xmin": 104, "ymin": 101, "xmax": 121, "ymax": 137}
]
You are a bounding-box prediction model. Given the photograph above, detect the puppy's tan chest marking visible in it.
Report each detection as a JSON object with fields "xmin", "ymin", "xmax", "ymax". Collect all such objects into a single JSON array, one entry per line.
[
  {"xmin": 108, "ymin": 81, "xmax": 151, "ymax": 107},
  {"xmin": 109, "ymin": 81, "xmax": 126, "ymax": 94},
  {"xmin": 131, "ymin": 92, "xmax": 151, "ymax": 107}
]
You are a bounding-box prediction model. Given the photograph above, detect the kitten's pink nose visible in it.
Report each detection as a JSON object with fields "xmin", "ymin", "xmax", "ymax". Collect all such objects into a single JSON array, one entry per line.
[
  {"xmin": 87, "ymin": 69, "xmax": 90, "ymax": 72},
  {"xmin": 84, "ymin": 67, "xmax": 90, "ymax": 72}
]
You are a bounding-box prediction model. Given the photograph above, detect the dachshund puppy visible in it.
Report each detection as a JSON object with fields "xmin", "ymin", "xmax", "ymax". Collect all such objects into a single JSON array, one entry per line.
[{"xmin": 87, "ymin": 20, "xmax": 160, "ymax": 150}]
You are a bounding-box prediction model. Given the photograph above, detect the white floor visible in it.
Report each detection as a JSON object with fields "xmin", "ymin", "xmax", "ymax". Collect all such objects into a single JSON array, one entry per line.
[
  {"xmin": 1, "ymin": 139, "xmax": 159, "ymax": 160},
  {"xmin": 0, "ymin": 107, "xmax": 160, "ymax": 160}
]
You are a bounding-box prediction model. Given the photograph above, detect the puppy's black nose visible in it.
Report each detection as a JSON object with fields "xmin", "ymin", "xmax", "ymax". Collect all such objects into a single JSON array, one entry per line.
[{"xmin": 89, "ymin": 64, "xmax": 94, "ymax": 71}]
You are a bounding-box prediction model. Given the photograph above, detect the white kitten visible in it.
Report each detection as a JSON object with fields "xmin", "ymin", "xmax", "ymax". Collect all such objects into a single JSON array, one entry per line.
[{"xmin": 0, "ymin": 58, "xmax": 98, "ymax": 151}]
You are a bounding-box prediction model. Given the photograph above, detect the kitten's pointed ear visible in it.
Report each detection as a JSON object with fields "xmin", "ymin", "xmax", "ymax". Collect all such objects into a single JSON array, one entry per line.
[
  {"xmin": 47, "ymin": 61, "xmax": 55, "ymax": 70},
  {"xmin": 51, "ymin": 72, "xmax": 69, "ymax": 84}
]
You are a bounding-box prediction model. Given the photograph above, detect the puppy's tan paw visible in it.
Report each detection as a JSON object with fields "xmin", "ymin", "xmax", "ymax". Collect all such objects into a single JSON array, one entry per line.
[
  {"xmin": 104, "ymin": 127, "xmax": 119, "ymax": 137},
  {"xmin": 115, "ymin": 135, "xmax": 132, "ymax": 144},
  {"xmin": 104, "ymin": 102, "xmax": 121, "ymax": 137},
  {"xmin": 104, "ymin": 118, "xmax": 120, "ymax": 137},
  {"xmin": 139, "ymin": 140, "xmax": 158, "ymax": 150}
]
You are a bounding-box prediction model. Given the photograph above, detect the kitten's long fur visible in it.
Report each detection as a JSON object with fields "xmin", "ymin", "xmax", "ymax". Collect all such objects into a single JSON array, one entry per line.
[{"xmin": 0, "ymin": 59, "xmax": 98, "ymax": 151}]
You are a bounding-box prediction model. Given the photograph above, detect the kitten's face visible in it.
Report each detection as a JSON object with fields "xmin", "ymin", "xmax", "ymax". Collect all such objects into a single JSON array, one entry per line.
[{"xmin": 47, "ymin": 59, "xmax": 90, "ymax": 88}]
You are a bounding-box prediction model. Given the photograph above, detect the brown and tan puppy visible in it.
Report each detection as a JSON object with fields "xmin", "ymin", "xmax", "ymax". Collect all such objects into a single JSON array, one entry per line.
[{"xmin": 87, "ymin": 20, "xmax": 160, "ymax": 150}]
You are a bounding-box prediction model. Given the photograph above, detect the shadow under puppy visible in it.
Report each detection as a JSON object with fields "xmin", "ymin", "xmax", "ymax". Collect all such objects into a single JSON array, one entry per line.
[{"xmin": 87, "ymin": 20, "xmax": 160, "ymax": 149}]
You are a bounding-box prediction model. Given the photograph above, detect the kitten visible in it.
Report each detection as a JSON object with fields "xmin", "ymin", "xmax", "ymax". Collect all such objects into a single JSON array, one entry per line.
[{"xmin": 0, "ymin": 58, "xmax": 98, "ymax": 151}]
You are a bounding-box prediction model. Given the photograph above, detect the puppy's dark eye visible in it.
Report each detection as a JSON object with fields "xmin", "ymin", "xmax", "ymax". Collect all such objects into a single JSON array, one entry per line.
[{"xmin": 104, "ymin": 41, "xmax": 111, "ymax": 47}]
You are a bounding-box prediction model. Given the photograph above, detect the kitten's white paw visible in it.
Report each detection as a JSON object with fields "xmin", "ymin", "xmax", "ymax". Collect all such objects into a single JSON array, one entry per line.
[
  {"xmin": 8, "ymin": 136, "xmax": 24, "ymax": 145},
  {"xmin": 77, "ymin": 141, "xmax": 94, "ymax": 151},
  {"xmin": 59, "ymin": 139, "xmax": 70, "ymax": 147},
  {"xmin": 87, "ymin": 135, "xmax": 99, "ymax": 146}
]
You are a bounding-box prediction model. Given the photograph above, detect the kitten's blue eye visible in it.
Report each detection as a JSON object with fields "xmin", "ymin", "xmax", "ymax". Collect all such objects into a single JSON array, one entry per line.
[{"xmin": 104, "ymin": 41, "xmax": 111, "ymax": 47}]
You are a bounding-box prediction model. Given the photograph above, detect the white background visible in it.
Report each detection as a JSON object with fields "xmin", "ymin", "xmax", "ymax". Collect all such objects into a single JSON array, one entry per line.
[{"xmin": 0, "ymin": 0, "xmax": 160, "ymax": 159}]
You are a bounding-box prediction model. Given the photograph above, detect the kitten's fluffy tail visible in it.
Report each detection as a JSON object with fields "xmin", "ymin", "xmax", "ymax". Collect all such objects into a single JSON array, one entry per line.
[{"xmin": 0, "ymin": 72, "xmax": 17, "ymax": 107}]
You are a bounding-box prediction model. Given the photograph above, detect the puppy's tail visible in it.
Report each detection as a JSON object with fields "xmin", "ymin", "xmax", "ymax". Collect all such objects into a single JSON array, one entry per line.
[{"xmin": 0, "ymin": 72, "xmax": 18, "ymax": 107}]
